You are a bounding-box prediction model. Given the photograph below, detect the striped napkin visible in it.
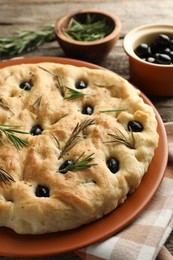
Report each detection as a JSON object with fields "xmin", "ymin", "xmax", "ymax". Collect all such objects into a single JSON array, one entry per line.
[{"xmin": 76, "ymin": 122, "xmax": 173, "ymax": 260}]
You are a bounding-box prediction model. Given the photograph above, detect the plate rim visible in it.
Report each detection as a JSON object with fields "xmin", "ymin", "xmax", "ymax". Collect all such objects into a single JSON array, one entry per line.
[{"xmin": 0, "ymin": 56, "xmax": 168, "ymax": 257}]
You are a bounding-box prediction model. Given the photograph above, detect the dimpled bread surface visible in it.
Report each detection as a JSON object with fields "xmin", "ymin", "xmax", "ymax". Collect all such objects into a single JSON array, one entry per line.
[{"xmin": 0, "ymin": 62, "xmax": 159, "ymax": 234}]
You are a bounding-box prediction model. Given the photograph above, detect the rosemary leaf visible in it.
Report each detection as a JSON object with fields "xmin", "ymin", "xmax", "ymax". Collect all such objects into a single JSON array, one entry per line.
[
  {"xmin": 32, "ymin": 96, "xmax": 42, "ymax": 108},
  {"xmin": 99, "ymin": 108, "xmax": 128, "ymax": 113},
  {"xmin": 0, "ymin": 124, "xmax": 30, "ymax": 150},
  {"xmin": 94, "ymin": 83, "xmax": 115, "ymax": 88},
  {"xmin": 106, "ymin": 127, "xmax": 135, "ymax": 149},
  {"xmin": 129, "ymin": 126, "xmax": 135, "ymax": 149},
  {"xmin": 6, "ymin": 133, "xmax": 29, "ymax": 150},
  {"xmin": 51, "ymin": 133, "xmax": 60, "ymax": 150},
  {"xmin": 53, "ymin": 113, "xmax": 69, "ymax": 124},
  {"xmin": 0, "ymin": 24, "xmax": 56, "ymax": 59},
  {"xmin": 59, "ymin": 152, "xmax": 97, "ymax": 173},
  {"xmin": 59, "ymin": 118, "xmax": 95, "ymax": 159},
  {"xmin": 64, "ymin": 87, "xmax": 86, "ymax": 100},
  {"xmin": 0, "ymin": 97, "xmax": 14, "ymax": 114},
  {"xmin": 0, "ymin": 167, "xmax": 15, "ymax": 184}
]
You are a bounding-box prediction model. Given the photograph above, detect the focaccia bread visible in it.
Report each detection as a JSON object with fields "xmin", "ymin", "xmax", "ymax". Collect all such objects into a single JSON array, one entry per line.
[{"xmin": 0, "ymin": 62, "xmax": 159, "ymax": 234}]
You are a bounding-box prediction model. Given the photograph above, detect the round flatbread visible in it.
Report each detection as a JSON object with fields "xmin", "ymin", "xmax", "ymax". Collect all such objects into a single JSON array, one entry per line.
[{"xmin": 0, "ymin": 62, "xmax": 158, "ymax": 234}]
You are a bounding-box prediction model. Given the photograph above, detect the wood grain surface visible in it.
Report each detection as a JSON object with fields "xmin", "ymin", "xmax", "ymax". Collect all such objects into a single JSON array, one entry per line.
[{"xmin": 0, "ymin": 0, "xmax": 173, "ymax": 259}]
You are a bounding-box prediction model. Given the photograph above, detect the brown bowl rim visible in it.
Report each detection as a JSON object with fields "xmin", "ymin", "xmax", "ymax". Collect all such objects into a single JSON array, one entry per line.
[{"xmin": 54, "ymin": 8, "xmax": 121, "ymax": 46}]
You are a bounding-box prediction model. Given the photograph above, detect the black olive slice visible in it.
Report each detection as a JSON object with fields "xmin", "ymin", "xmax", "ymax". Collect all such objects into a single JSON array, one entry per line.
[
  {"xmin": 35, "ymin": 185, "xmax": 50, "ymax": 197},
  {"xmin": 82, "ymin": 105, "xmax": 94, "ymax": 115},
  {"xmin": 128, "ymin": 120, "xmax": 143, "ymax": 132},
  {"xmin": 19, "ymin": 80, "xmax": 33, "ymax": 91},
  {"xmin": 106, "ymin": 158, "xmax": 119, "ymax": 173},
  {"xmin": 30, "ymin": 125, "xmax": 43, "ymax": 135},
  {"xmin": 75, "ymin": 80, "xmax": 87, "ymax": 89},
  {"xmin": 59, "ymin": 159, "xmax": 74, "ymax": 174}
]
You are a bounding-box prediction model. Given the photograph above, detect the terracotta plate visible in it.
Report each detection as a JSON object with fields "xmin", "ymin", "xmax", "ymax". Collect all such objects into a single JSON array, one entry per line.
[{"xmin": 0, "ymin": 57, "xmax": 168, "ymax": 257}]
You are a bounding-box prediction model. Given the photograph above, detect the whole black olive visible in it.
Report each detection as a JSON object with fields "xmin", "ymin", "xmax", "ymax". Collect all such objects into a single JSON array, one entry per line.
[
  {"xmin": 75, "ymin": 80, "xmax": 87, "ymax": 89},
  {"xmin": 155, "ymin": 53, "xmax": 172, "ymax": 65},
  {"xmin": 134, "ymin": 43, "xmax": 150, "ymax": 58},
  {"xmin": 19, "ymin": 81, "xmax": 33, "ymax": 91},
  {"xmin": 154, "ymin": 34, "xmax": 170, "ymax": 49},
  {"xmin": 147, "ymin": 57, "xmax": 156, "ymax": 63},
  {"xmin": 30, "ymin": 125, "xmax": 43, "ymax": 135},
  {"xmin": 35, "ymin": 185, "xmax": 50, "ymax": 197},
  {"xmin": 128, "ymin": 121, "xmax": 143, "ymax": 132},
  {"xmin": 59, "ymin": 159, "xmax": 74, "ymax": 173},
  {"xmin": 82, "ymin": 105, "xmax": 94, "ymax": 115},
  {"xmin": 106, "ymin": 158, "xmax": 119, "ymax": 173}
]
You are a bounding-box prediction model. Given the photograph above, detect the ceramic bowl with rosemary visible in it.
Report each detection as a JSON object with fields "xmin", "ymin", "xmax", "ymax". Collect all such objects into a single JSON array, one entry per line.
[{"xmin": 54, "ymin": 9, "xmax": 121, "ymax": 62}]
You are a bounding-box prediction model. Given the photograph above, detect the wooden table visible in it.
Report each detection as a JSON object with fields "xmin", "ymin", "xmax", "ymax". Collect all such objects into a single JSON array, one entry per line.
[{"xmin": 0, "ymin": 0, "xmax": 173, "ymax": 259}]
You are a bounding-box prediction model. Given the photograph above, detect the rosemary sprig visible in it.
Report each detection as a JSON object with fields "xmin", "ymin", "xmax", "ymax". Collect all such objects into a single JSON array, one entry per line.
[
  {"xmin": 0, "ymin": 24, "xmax": 56, "ymax": 59},
  {"xmin": 99, "ymin": 108, "xmax": 128, "ymax": 113},
  {"xmin": 64, "ymin": 14, "xmax": 114, "ymax": 41},
  {"xmin": 59, "ymin": 152, "xmax": 97, "ymax": 173},
  {"xmin": 38, "ymin": 66, "xmax": 65, "ymax": 97},
  {"xmin": 0, "ymin": 124, "xmax": 30, "ymax": 150},
  {"xmin": 59, "ymin": 118, "xmax": 95, "ymax": 159},
  {"xmin": 106, "ymin": 127, "xmax": 135, "ymax": 149},
  {"xmin": 64, "ymin": 87, "xmax": 86, "ymax": 100},
  {"xmin": 0, "ymin": 167, "xmax": 15, "ymax": 184}
]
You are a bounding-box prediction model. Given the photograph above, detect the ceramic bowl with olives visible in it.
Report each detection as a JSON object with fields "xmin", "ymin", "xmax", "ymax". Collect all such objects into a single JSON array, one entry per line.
[
  {"xmin": 54, "ymin": 8, "xmax": 121, "ymax": 62},
  {"xmin": 123, "ymin": 24, "xmax": 173, "ymax": 96}
]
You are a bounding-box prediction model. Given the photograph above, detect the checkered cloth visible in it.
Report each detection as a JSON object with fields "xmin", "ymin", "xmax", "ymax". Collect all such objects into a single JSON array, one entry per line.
[{"xmin": 76, "ymin": 122, "xmax": 173, "ymax": 260}]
